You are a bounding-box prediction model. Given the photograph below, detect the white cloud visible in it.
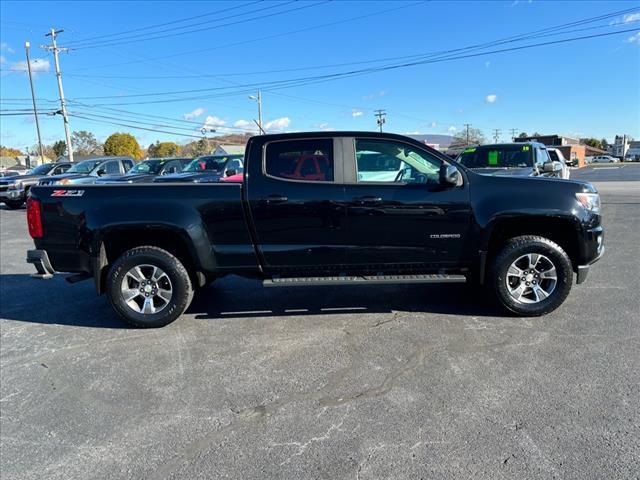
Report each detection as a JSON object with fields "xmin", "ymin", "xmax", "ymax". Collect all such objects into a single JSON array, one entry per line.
[
  {"xmin": 233, "ymin": 119, "xmax": 252, "ymax": 129},
  {"xmin": 0, "ymin": 55, "xmax": 5, "ymax": 65},
  {"xmin": 0, "ymin": 42, "xmax": 14, "ymax": 53},
  {"xmin": 404, "ymin": 131, "xmax": 422, "ymax": 135},
  {"xmin": 314, "ymin": 123, "xmax": 333, "ymax": 131},
  {"xmin": 430, "ymin": 121, "xmax": 437, "ymax": 128},
  {"xmin": 200, "ymin": 115, "xmax": 226, "ymax": 131},
  {"xmin": 351, "ymin": 110, "xmax": 363, "ymax": 118},
  {"xmin": 485, "ymin": 61, "xmax": 491, "ymax": 68},
  {"xmin": 362, "ymin": 90, "xmax": 386, "ymax": 101},
  {"xmin": 485, "ymin": 94, "xmax": 498, "ymax": 103},
  {"xmin": 8, "ymin": 58, "xmax": 50, "ymax": 77},
  {"xmin": 183, "ymin": 107, "xmax": 205, "ymax": 120},
  {"xmin": 626, "ymin": 32, "xmax": 640, "ymax": 44},
  {"xmin": 264, "ymin": 117, "xmax": 290, "ymax": 132},
  {"xmin": 611, "ymin": 12, "xmax": 640, "ymax": 25},
  {"xmin": 448, "ymin": 126, "xmax": 457, "ymax": 133}
]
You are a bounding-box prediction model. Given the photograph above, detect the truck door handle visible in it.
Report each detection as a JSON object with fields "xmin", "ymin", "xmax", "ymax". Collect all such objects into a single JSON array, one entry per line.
[
  {"xmin": 353, "ymin": 196, "xmax": 382, "ymax": 204},
  {"xmin": 263, "ymin": 195, "xmax": 288, "ymax": 204}
]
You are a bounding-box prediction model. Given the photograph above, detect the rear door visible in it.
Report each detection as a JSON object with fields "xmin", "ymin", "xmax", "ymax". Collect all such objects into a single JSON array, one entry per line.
[
  {"xmin": 342, "ymin": 137, "xmax": 472, "ymax": 267},
  {"xmin": 246, "ymin": 137, "xmax": 348, "ymax": 270}
]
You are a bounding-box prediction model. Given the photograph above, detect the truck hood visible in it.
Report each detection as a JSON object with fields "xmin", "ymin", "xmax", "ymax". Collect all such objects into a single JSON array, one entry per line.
[
  {"xmin": 95, "ymin": 173, "xmax": 156, "ymax": 184},
  {"xmin": 153, "ymin": 171, "xmax": 223, "ymax": 183},
  {"xmin": 469, "ymin": 167, "xmax": 535, "ymax": 177},
  {"xmin": 0, "ymin": 173, "xmax": 43, "ymax": 184}
]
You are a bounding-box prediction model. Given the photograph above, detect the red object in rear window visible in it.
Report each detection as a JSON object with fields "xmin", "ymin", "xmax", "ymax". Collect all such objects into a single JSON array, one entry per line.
[{"xmin": 26, "ymin": 197, "xmax": 43, "ymax": 238}]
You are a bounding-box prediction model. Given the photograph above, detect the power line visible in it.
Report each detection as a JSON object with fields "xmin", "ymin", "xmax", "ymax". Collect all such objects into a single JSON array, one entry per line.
[
  {"xmin": 464, "ymin": 124, "xmax": 472, "ymax": 146},
  {"xmin": 492, "ymin": 129, "xmax": 502, "ymax": 143},
  {"xmin": 64, "ymin": 1, "xmax": 430, "ymax": 73},
  {"xmin": 509, "ymin": 128, "xmax": 519, "ymax": 141},
  {"xmin": 61, "ymin": 2, "xmax": 637, "ymax": 75},
  {"xmin": 63, "ymin": 27, "xmax": 640, "ymax": 105},
  {"xmin": 67, "ymin": 1, "xmax": 329, "ymax": 50},
  {"xmin": 63, "ymin": 0, "xmax": 263, "ymax": 46},
  {"xmin": 374, "ymin": 110, "xmax": 387, "ymax": 132}
]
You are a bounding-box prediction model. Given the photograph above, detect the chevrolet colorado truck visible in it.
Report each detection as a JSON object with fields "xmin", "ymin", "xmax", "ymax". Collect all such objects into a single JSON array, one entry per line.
[
  {"xmin": 0, "ymin": 162, "xmax": 74, "ymax": 209},
  {"xmin": 26, "ymin": 132, "xmax": 604, "ymax": 328}
]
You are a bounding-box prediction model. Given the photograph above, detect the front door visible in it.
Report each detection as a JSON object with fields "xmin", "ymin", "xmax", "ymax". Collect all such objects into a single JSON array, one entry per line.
[
  {"xmin": 246, "ymin": 137, "xmax": 348, "ymax": 271},
  {"xmin": 343, "ymin": 137, "xmax": 472, "ymax": 268}
]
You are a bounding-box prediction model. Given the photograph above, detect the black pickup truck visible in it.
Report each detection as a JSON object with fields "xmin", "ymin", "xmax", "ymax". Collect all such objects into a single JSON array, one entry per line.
[{"xmin": 26, "ymin": 132, "xmax": 604, "ymax": 327}]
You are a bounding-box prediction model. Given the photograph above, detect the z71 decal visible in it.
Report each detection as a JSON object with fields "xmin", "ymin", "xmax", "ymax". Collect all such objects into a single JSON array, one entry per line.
[{"xmin": 51, "ymin": 190, "xmax": 85, "ymax": 197}]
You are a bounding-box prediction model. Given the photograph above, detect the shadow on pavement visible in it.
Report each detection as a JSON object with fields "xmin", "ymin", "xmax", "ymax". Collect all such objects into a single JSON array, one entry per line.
[{"xmin": 0, "ymin": 273, "xmax": 502, "ymax": 328}]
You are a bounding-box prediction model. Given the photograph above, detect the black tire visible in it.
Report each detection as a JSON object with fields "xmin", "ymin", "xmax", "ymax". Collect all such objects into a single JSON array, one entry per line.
[
  {"xmin": 106, "ymin": 246, "xmax": 194, "ymax": 328},
  {"xmin": 490, "ymin": 235, "xmax": 573, "ymax": 316},
  {"xmin": 3, "ymin": 199, "xmax": 24, "ymax": 209}
]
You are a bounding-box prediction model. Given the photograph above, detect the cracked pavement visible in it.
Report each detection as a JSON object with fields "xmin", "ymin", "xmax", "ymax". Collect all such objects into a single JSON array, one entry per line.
[{"xmin": 1, "ymin": 165, "xmax": 639, "ymax": 479}]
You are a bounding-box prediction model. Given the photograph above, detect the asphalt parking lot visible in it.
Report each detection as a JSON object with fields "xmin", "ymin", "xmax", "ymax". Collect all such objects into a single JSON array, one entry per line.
[{"xmin": 1, "ymin": 165, "xmax": 639, "ymax": 480}]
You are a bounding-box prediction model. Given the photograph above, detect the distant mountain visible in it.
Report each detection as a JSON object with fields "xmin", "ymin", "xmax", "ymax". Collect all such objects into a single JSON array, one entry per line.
[{"xmin": 406, "ymin": 134, "xmax": 455, "ymax": 147}]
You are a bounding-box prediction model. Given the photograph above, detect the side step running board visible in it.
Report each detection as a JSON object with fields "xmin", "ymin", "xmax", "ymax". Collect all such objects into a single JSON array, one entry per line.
[{"xmin": 263, "ymin": 274, "xmax": 466, "ymax": 287}]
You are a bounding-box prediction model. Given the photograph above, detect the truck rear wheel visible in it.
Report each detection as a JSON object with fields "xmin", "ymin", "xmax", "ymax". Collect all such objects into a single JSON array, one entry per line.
[
  {"xmin": 490, "ymin": 235, "xmax": 573, "ymax": 316},
  {"xmin": 106, "ymin": 246, "xmax": 194, "ymax": 328}
]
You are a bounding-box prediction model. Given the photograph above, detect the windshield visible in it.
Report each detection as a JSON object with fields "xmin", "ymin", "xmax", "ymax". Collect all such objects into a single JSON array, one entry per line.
[
  {"xmin": 458, "ymin": 145, "xmax": 533, "ymax": 169},
  {"xmin": 29, "ymin": 163, "xmax": 54, "ymax": 175},
  {"xmin": 183, "ymin": 156, "xmax": 234, "ymax": 172},
  {"xmin": 67, "ymin": 159, "xmax": 103, "ymax": 174},
  {"xmin": 128, "ymin": 160, "xmax": 164, "ymax": 174}
]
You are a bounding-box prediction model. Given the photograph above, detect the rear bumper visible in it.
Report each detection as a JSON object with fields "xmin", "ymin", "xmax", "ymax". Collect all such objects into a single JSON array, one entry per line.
[{"xmin": 26, "ymin": 249, "xmax": 55, "ymax": 279}]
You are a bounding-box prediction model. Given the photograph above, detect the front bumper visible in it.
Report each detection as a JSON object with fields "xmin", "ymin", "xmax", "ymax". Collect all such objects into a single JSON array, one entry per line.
[
  {"xmin": 576, "ymin": 244, "xmax": 605, "ymax": 285},
  {"xmin": 0, "ymin": 189, "xmax": 23, "ymax": 200},
  {"xmin": 27, "ymin": 249, "xmax": 55, "ymax": 279}
]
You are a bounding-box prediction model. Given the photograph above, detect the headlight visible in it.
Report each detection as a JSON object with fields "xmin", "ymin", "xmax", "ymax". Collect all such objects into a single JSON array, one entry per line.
[
  {"xmin": 57, "ymin": 178, "xmax": 72, "ymax": 185},
  {"xmin": 575, "ymin": 192, "xmax": 601, "ymax": 213},
  {"xmin": 7, "ymin": 182, "xmax": 21, "ymax": 190}
]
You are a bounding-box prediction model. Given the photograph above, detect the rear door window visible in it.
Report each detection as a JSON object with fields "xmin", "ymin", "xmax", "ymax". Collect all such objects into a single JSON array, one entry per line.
[
  {"xmin": 265, "ymin": 139, "xmax": 334, "ymax": 182},
  {"xmin": 104, "ymin": 161, "xmax": 121, "ymax": 175}
]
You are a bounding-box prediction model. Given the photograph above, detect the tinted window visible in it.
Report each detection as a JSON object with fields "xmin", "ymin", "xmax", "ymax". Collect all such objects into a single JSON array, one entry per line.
[
  {"xmin": 104, "ymin": 161, "xmax": 120, "ymax": 174},
  {"xmin": 130, "ymin": 160, "xmax": 163, "ymax": 174},
  {"xmin": 123, "ymin": 160, "xmax": 134, "ymax": 172},
  {"xmin": 458, "ymin": 145, "xmax": 532, "ymax": 169},
  {"xmin": 548, "ymin": 150, "xmax": 559, "ymax": 162},
  {"xmin": 265, "ymin": 139, "xmax": 334, "ymax": 182},
  {"xmin": 30, "ymin": 163, "xmax": 55, "ymax": 175},
  {"xmin": 162, "ymin": 160, "xmax": 181, "ymax": 174},
  {"xmin": 53, "ymin": 165, "xmax": 70, "ymax": 174},
  {"xmin": 355, "ymin": 139, "xmax": 442, "ymax": 184},
  {"xmin": 68, "ymin": 160, "xmax": 103, "ymax": 173}
]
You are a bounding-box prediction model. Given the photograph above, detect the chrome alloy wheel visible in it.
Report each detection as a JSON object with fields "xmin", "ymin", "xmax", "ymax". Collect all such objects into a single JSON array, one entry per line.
[
  {"xmin": 120, "ymin": 264, "xmax": 173, "ymax": 314},
  {"xmin": 505, "ymin": 253, "xmax": 557, "ymax": 304}
]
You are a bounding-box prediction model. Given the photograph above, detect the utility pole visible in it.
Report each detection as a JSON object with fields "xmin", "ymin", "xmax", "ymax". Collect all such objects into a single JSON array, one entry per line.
[
  {"xmin": 249, "ymin": 91, "xmax": 264, "ymax": 134},
  {"xmin": 374, "ymin": 109, "xmax": 386, "ymax": 132},
  {"xmin": 463, "ymin": 123, "xmax": 471, "ymax": 146},
  {"xmin": 24, "ymin": 41, "xmax": 44, "ymax": 166},
  {"xmin": 492, "ymin": 128, "xmax": 502, "ymax": 143},
  {"xmin": 509, "ymin": 128, "xmax": 518, "ymax": 142},
  {"xmin": 42, "ymin": 28, "xmax": 73, "ymax": 162}
]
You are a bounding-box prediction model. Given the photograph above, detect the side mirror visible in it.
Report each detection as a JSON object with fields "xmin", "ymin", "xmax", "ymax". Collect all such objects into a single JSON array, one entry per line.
[
  {"xmin": 225, "ymin": 169, "xmax": 236, "ymax": 177},
  {"xmin": 96, "ymin": 169, "xmax": 106, "ymax": 176},
  {"xmin": 543, "ymin": 161, "xmax": 562, "ymax": 173},
  {"xmin": 439, "ymin": 164, "xmax": 462, "ymax": 186}
]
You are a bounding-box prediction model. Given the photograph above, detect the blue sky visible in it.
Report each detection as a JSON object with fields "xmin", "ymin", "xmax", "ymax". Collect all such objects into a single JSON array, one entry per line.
[{"xmin": 1, "ymin": 0, "xmax": 639, "ymax": 150}]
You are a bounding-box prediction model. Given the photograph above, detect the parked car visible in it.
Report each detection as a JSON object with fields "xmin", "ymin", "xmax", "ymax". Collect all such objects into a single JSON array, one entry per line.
[
  {"xmin": 546, "ymin": 148, "xmax": 571, "ymax": 179},
  {"xmin": 456, "ymin": 143, "xmax": 564, "ymax": 178},
  {"xmin": 95, "ymin": 158, "xmax": 191, "ymax": 184},
  {"xmin": 27, "ymin": 132, "xmax": 604, "ymax": 327},
  {"xmin": 219, "ymin": 172, "xmax": 244, "ymax": 182},
  {"xmin": 0, "ymin": 170, "xmax": 20, "ymax": 178},
  {"xmin": 0, "ymin": 162, "xmax": 74, "ymax": 209},
  {"xmin": 153, "ymin": 154, "xmax": 243, "ymax": 183},
  {"xmin": 591, "ymin": 155, "xmax": 620, "ymax": 163},
  {"xmin": 38, "ymin": 157, "xmax": 135, "ymax": 186}
]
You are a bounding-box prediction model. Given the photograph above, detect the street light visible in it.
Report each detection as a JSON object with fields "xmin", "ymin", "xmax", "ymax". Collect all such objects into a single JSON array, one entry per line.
[{"xmin": 248, "ymin": 91, "xmax": 264, "ymax": 134}]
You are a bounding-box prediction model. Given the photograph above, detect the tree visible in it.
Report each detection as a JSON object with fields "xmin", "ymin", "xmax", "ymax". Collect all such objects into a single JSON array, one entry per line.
[
  {"xmin": 580, "ymin": 138, "xmax": 603, "ymax": 149},
  {"xmin": 103, "ymin": 132, "xmax": 143, "ymax": 159},
  {"xmin": 601, "ymin": 138, "xmax": 609, "ymax": 150},
  {"xmin": 148, "ymin": 141, "xmax": 181, "ymax": 158},
  {"xmin": 71, "ymin": 130, "xmax": 103, "ymax": 156},
  {"xmin": 517, "ymin": 132, "xmax": 529, "ymax": 139},
  {"xmin": 532, "ymin": 132, "xmax": 542, "ymax": 137},
  {"xmin": 52, "ymin": 140, "xmax": 67, "ymax": 158},
  {"xmin": 181, "ymin": 138, "xmax": 212, "ymax": 157},
  {"xmin": 0, "ymin": 146, "xmax": 24, "ymax": 157},
  {"xmin": 450, "ymin": 127, "xmax": 486, "ymax": 148}
]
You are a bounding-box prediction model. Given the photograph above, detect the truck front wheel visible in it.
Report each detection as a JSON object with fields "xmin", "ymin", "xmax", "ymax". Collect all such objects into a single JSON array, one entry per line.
[
  {"xmin": 490, "ymin": 236, "xmax": 573, "ymax": 316},
  {"xmin": 3, "ymin": 199, "xmax": 24, "ymax": 209},
  {"xmin": 106, "ymin": 246, "xmax": 194, "ymax": 328}
]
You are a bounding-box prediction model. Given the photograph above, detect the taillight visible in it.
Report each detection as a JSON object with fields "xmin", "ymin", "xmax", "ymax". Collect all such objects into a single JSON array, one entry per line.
[{"xmin": 26, "ymin": 197, "xmax": 43, "ymax": 238}]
